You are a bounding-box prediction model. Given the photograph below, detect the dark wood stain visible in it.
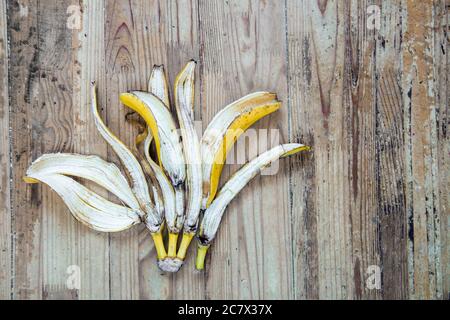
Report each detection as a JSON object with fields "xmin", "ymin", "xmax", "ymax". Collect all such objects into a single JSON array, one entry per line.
[{"xmin": 317, "ymin": 0, "xmax": 328, "ymax": 15}]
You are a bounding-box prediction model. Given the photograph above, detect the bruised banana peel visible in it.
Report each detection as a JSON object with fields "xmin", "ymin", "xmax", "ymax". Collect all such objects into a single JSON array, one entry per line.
[{"xmin": 196, "ymin": 143, "xmax": 310, "ymax": 270}]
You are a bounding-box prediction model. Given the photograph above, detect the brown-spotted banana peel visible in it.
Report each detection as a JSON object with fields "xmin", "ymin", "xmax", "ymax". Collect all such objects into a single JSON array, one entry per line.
[{"xmin": 24, "ymin": 84, "xmax": 167, "ymax": 261}]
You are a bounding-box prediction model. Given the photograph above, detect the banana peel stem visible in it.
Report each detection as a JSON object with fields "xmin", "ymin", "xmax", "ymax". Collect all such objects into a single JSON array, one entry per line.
[
  {"xmin": 168, "ymin": 232, "xmax": 179, "ymax": 257},
  {"xmin": 151, "ymin": 232, "xmax": 167, "ymax": 260},
  {"xmin": 195, "ymin": 243, "xmax": 210, "ymax": 270},
  {"xmin": 176, "ymin": 232, "xmax": 194, "ymax": 260}
]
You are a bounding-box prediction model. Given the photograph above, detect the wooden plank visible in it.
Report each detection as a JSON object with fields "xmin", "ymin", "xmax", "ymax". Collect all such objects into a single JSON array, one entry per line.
[
  {"xmin": 9, "ymin": 0, "xmax": 111, "ymax": 299},
  {"xmin": 36, "ymin": 0, "xmax": 81, "ymax": 300},
  {"xmin": 198, "ymin": 0, "xmax": 291, "ymax": 299},
  {"xmin": 0, "ymin": 0, "xmax": 11, "ymax": 300},
  {"xmin": 402, "ymin": 0, "xmax": 446, "ymax": 299},
  {"xmin": 285, "ymin": 0, "xmax": 320, "ymax": 299},
  {"xmin": 341, "ymin": 0, "xmax": 381, "ymax": 300},
  {"xmin": 132, "ymin": 0, "xmax": 174, "ymax": 298},
  {"xmin": 37, "ymin": 0, "xmax": 111, "ymax": 300},
  {"xmin": 287, "ymin": 0, "xmax": 357, "ymax": 299}
]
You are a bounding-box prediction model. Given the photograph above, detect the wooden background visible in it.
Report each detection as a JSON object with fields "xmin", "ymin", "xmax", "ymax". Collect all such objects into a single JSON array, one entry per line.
[{"xmin": 0, "ymin": 0, "xmax": 448, "ymax": 299}]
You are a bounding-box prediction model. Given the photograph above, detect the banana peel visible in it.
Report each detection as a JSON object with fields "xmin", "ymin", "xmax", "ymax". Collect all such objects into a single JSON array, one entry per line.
[{"xmin": 24, "ymin": 61, "xmax": 310, "ymax": 273}]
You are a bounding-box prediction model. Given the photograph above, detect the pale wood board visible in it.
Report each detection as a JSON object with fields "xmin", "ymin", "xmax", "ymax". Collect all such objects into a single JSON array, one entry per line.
[
  {"xmin": 1, "ymin": 0, "xmax": 448, "ymax": 299},
  {"xmin": 0, "ymin": 0, "xmax": 11, "ymax": 300}
]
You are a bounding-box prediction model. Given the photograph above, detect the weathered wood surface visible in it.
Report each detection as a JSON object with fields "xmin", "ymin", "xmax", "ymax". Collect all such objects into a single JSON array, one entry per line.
[{"xmin": 1, "ymin": 0, "xmax": 448, "ymax": 299}]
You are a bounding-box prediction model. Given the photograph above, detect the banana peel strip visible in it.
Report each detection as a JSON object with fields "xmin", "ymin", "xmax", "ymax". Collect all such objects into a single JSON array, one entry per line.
[
  {"xmin": 142, "ymin": 133, "xmax": 178, "ymax": 233},
  {"xmin": 144, "ymin": 66, "xmax": 186, "ymax": 234},
  {"xmin": 25, "ymin": 153, "xmax": 141, "ymax": 211},
  {"xmin": 28, "ymin": 173, "xmax": 140, "ymax": 232},
  {"xmin": 149, "ymin": 65, "xmax": 186, "ymax": 266},
  {"xmin": 201, "ymin": 92, "xmax": 280, "ymax": 209},
  {"xmin": 174, "ymin": 61, "xmax": 202, "ymax": 235}
]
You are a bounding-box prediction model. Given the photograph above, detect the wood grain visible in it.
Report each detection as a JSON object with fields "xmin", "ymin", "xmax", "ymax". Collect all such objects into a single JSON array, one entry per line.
[
  {"xmin": 0, "ymin": 0, "xmax": 11, "ymax": 300},
  {"xmin": 37, "ymin": 0, "xmax": 81, "ymax": 300},
  {"xmin": 402, "ymin": 0, "xmax": 446, "ymax": 300},
  {"xmin": 1, "ymin": 0, "xmax": 448, "ymax": 300},
  {"xmin": 287, "ymin": 0, "xmax": 355, "ymax": 299}
]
